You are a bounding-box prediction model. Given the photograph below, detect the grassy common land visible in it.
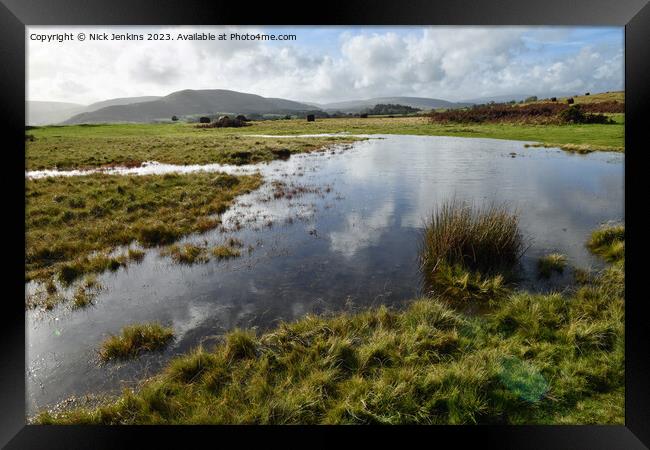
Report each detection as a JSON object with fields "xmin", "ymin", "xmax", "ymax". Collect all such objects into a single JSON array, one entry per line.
[
  {"xmin": 26, "ymin": 172, "xmax": 261, "ymax": 286},
  {"xmin": 26, "ymin": 124, "xmax": 361, "ymax": 170},
  {"xmin": 26, "ymin": 110, "xmax": 623, "ymax": 172},
  {"xmin": 241, "ymin": 116, "xmax": 624, "ymax": 152},
  {"xmin": 36, "ymin": 218, "xmax": 625, "ymax": 425}
]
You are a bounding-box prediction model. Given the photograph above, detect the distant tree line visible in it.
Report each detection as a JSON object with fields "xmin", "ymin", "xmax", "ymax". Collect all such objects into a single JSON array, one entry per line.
[{"xmin": 362, "ymin": 104, "xmax": 421, "ymax": 116}]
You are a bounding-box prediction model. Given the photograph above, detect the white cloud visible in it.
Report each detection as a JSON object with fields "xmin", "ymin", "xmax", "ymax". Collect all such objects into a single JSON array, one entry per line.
[{"xmin": 27, "ymin": 26, "xmax": 623, "ymax": 104}]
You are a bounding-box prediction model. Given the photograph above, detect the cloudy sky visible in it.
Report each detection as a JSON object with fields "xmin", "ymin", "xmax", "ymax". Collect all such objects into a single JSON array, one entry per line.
[{"xmin": 27, "ymin": 26, "xmax": 623, "ymax": 105}]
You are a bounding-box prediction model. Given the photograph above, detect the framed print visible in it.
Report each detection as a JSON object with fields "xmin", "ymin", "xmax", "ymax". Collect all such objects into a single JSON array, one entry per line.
[{"xmin": 1, "ymin": 0, "xmax": 648, "ymax": 448}]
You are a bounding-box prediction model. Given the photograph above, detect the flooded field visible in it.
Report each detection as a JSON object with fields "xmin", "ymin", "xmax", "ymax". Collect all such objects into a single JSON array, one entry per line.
[{"xmin": 26, "ymin": 135, "xmax": 624, "ymax": 415}]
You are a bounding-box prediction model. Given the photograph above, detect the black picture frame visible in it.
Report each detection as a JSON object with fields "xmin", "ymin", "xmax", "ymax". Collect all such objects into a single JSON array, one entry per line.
[{"xmin": 1, "ymin": 0, "xmax": 648, "ymax": 448}]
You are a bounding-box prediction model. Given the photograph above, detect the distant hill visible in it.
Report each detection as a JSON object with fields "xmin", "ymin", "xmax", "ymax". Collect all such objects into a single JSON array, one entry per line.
[
  {"xmin": 27, "ymin": 96, "xmax": 163, "ymax": 125},
  {"xmin": 27, "ymin": 101, "xmax": 86, "ymax": 126},
  {"xmin": 319, "ymin": 97, "xmax": 472, "ymax": 112},
  {"xmin": 84, "ymin": 96, "xmax": 162, "ymax": 113},
  {"xmin": 64, "ymin": 89, "xmax": 317, "ymax": 124}
]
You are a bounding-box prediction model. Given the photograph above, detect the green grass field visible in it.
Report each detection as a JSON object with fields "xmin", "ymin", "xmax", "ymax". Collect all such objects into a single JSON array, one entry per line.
[
  {"xmin": 26, "ymin": 114, "xmax": 624, "ymax": 172},
  {"xmin": 26, "ymin": 124, "xmax": 361, "ymax": 170}
]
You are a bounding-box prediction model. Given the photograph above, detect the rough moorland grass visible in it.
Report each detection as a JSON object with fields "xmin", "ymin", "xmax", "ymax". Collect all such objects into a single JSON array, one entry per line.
[
  {"xmin": 99, "ymin": 323, "xmax": 174, "ymax": 361},
  {"xmin": 161, "ymin": 240, "xmax": 242, "ymax": 264},
  {"xmin": 26, "ymin": 124, "xmax": 360, "ymax": 170},
  {"xmin": 37, "ymin": 258, "xmax": 623, "ymax": 424},
  {"xmin": 537, "ymin": 253, "xmax": 568, "ymax": 279},
  {"xmin": 162, "ymin": 244, "xmax": 209, "ymax": 265},
  {"xmin": 27, "ymin": 115, "xmax": 624, "ymax": 167},
  {"xmin": 419, "ymin": 201, "xmax": 524, "ymax": 299},
  {"xmin": 211, "ymin": 245, "xmax": 241, "ymax": 260},
  {"xmin": 587, "ymin": 224, "xmax": 625, "ymax": 263},
  {"xmin": 26, "ymin": 172, "xmax": 262, "ymax": 284},
  {"xmin": 238, "ymin": 116, "xmax": 624, "ymax": 152}
]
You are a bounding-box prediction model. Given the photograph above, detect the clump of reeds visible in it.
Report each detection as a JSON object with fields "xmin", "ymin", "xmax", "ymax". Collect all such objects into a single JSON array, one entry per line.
[
  {"xmin": 99, "ymin": 323, "xmax": 174, "ymax": 361},
  {"xmin": 419, "ymin": 200, "xmax": 523, "ymax": 301}
]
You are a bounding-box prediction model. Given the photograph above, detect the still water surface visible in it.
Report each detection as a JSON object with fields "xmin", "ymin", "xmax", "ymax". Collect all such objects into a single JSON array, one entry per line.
[{"xmin": 26, "ymin": 135, "xmax": 624, "ymax": 414}]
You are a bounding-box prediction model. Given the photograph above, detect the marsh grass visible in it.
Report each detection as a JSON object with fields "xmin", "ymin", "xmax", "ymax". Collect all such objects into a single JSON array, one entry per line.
[
  {"xmin": 163, "ymin": 244, "xmax": 209, "ymax": 265},
  {"xmin": 587, "ymin": 224, "xmax": 624, "ymax": 263},
  {"xmin": 26, "ymin": 172, "xmax": 261, "ymax": 285},
  {"xmin": 420, "ymin": 201, "xmax": 524, "ymax": 300},
  {"xmin": 99, "ymin": 323, "xmax": 174, "ymax": 361},
  {"xmin": 26, "ymin": 124, "xmax": 360, "ymax": 170},
  {"xmin": 211, "ymin": 245, "xmax": 241, "ymax": 260},
  {"xmin": 38, "ymin": 259, "xmax": 623, "ymax": 424},
  {"xmin": 537, "ymin": 253, "xmax": 568, "ymax": 278},
  {"xmin": 161, "ymin": 239, "xmax": 243, "ymax": 264}
]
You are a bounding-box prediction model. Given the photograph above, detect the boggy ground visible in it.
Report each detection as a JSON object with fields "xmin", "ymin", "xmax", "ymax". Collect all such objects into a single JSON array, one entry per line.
[
  {"xmin": 26, "ymin": 108, "xmax": 623, "ymax": 171},
  {"xmin": 26, "ymin": 124, "xmax": 362, "ymax": 170},
  {"xmin": 25, "ymin": 172, "xmax": 262, "ymax": 290},
  {"xmin": 36, "ymin": 225, "xmax": 624, "ymax": 425}
]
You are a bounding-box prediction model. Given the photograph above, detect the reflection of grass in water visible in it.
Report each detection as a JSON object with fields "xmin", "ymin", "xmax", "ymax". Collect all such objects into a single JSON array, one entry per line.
[
  {"xmin": 37, "ymin": 254, "xmax": 624, "ymax": 424},
  {"xmin": 537, "ymin": 253, "xmax": 567, "ymax": 279},
  {"xmin": 419, "ymin": 200, "xmax": 523, "ymax": 303}
]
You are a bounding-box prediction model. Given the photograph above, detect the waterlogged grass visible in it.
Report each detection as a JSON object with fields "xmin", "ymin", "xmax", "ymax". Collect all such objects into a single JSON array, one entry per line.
[
  {"xmin": 27, "ymin": 116, "xmax": 623, "ymax": 170},
  {"xmin": 26, "ymin": 124, "xmax": 361, "ymax": 170},
  {"xmin": 37, "ymin": 257, "xmax": 624, "ymax": 424},
  {"xmin": 162, "ymin": 244, "xmax": 209, "ymax": 265},
  {"xmin": 419, "ymin": 201, "xmax": 523, "ymax": 300},
  {"xmin": 537, "ymin": 253, "xmax": 568, "ymax": 279},
  {"xmin": 26, "ymin": 172, "xmax": 262, "ymax": 284},
  {"xmin": 211, "ymin": 245, "xmax": 241, "ymax": 260},
  {"xmin": 587, "ymin": 224, "xmax": 625, "ymax": 263},
  {"xmin": 161, "ymin": 239, "xmax": 243, "ymax": 265},
  {"xmin": 99, "ymin": 323, "xmax": 174, "ymax": 361}
]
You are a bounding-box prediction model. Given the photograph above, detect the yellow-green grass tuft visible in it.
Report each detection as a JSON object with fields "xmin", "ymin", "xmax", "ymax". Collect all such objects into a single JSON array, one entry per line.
[
  {"xmin": 587, "ymin": 224, "xmax": 624, "ymax": 263},
  {"xmin": 99, "ymin": 323, "xmax": 174, "ymax": 361}
]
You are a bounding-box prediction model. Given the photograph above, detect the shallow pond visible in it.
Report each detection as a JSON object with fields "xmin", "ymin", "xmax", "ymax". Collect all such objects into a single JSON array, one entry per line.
[{"xmin": 26, "ymin": 135, "xmax": 624, "ymax": 415}]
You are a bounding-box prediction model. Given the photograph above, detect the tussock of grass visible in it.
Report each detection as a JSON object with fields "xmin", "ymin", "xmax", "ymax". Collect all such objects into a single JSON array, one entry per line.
[
  {"xmin": 420, "ymin": 201, "xmax": 523, "ymax": 300},
  {"xmin": 160, "ymin": 239, "xmax": 244, "ymax": 264},
  {"xmin": 38, "ymin": 257, "xmax": 623, "ymax": 424},
  {"xmin": 127, "ymin": 248, "xmax": 145, "ymax": 262},
  {"xmin": 26, "ymin": 172, "xmax": 262, "ymax": 286},
  {"xmin": 162, "ymin": 244, "xmax": 209, "ymax": 265},
  {"xmin": 211, "ymin": 245, "xmax": 241, "ymax": 260},
  {"xmin": 537, "ymin": 253, "xmax": 567, "ymax": 278},
  {"xmin": 99, "ymin": 323, "xmax": 174, "ymax": 361},
  {"xmin": 426, "ymin": 264, "xmax": 509, "ymax": 303},
  {"xmin": 587, "ymin": 224, "xmax": 624, "ymax": 263}
]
